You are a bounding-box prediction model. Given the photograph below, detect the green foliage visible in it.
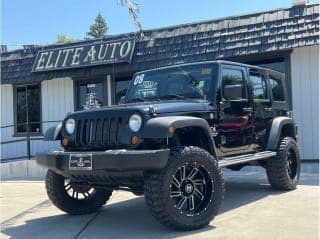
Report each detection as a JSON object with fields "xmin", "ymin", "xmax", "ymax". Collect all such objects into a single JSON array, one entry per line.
[
  {"xmin": 86, "ymin": 13, "xmax": 108, "ymax": 39},
  {"xmin": 54, "ymin": 34, "xmax": 77, "ymax": 44}
]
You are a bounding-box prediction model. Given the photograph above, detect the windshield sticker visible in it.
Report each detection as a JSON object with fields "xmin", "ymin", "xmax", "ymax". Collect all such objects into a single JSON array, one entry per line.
[
  {"xmin": 201, "ymin": 68, "xmax": 212, "ymax": 75},
  {"xmin": 134, "ymin": 74, "xmax": 145, "ymax": 85},
  {"xmin": 137, "ymin": 81, "xmax": 158, "ymax": 97},
  {"xmin": 142, "ymin": 81, "xmax": 157, "ymax": 89},
  {"xmin": 138, "ymin": 88, "xmax": 156, "ymax": 97}
]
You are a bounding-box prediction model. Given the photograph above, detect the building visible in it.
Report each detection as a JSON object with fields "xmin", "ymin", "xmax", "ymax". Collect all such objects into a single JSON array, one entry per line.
[{"xmin": 1, "ymin": 3, "xmax": 319, "ymax": 161}]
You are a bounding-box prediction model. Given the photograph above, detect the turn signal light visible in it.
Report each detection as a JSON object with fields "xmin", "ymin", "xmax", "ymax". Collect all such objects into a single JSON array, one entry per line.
[
  {"xmin": 62, "ymin": 137, "xmax": 69, "ymax": 146},
  {"xmin": 168, "ymin": 126, "xmax": 175, "ymax": 134},
  {"xmin": 131, "ymin": 135, "xmax": 139, "ymax": 145}
]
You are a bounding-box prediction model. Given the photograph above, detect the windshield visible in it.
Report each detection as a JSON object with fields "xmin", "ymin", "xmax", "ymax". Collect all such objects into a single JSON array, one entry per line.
[{"xmin": 125, "ymin": 63, "xmax": 217, "ymax": 103}]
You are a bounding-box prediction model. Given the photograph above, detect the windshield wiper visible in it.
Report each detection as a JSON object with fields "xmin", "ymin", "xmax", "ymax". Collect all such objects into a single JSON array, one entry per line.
[
  {"xmin": 160, "ymin": 94, "xmax": 186, "ymax": 100},
  {"xmin": 126, "ymin": 97, "xmax": 147, "ymax": 103}
]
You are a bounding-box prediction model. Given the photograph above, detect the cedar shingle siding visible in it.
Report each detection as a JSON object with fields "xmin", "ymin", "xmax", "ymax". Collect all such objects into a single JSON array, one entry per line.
[{"xmin": 1, "ymin": 4, "xmax": 319, "ymax": 84}]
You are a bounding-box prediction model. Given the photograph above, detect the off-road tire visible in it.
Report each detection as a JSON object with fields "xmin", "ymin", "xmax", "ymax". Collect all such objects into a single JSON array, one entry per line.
[
  {"xmin": 266, "ymin": 137, "xmax": 300, "ymax": 190},
  {"xmin": 45, "ymin": 170, "xmax": 112, "ymax": 215},
  {"xmin": 144, "ymin": 146, "xmax": 224, "ymax": 230}
]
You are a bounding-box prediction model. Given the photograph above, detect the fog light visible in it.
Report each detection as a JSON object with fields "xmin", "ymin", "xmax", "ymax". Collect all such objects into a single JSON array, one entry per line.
[
  {"xmin": 131, "ymin": 135, "xmax": 139, "ymax": 145},
  {"xmin": 62, "ymin": 137, "xmax": 69, "ymax": 146}
]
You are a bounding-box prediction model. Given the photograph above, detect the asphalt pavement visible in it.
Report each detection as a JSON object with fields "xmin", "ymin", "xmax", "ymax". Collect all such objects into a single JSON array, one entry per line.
[{"xmin": 1, "ymin": 163, "xmax": 318, "ymax": 239}]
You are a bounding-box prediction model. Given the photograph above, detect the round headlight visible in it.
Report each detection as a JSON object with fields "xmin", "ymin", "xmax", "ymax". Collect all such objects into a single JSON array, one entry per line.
[
  {"xmin": 129, "ymin": 114, "xmax": 142, "ymax": 132},
  {"xmin": 65, "ymin": 118, "xmax": 75, "ymax": 135}
]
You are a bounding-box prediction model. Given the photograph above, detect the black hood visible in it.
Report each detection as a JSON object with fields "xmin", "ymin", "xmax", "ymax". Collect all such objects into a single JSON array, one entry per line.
[
  {"xmin": 71, "ymin": 99, "xmax": 210, "ymax": 117},
  {"xmin": 127, "ymin": 100, "xmax": 208, "ymax": 115}
]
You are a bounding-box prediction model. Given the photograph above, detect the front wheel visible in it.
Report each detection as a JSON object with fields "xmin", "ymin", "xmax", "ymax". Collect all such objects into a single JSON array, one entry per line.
[
  {"xmin": 45, "ymin": 170, "xmax": 113, "ymax": 215},
  {"xmin": 144, "ymin": 146, "xmax": 224, "ymax": 230},
  {"xmin": 266, "ymin": 137, "xmax": 301, "ymax": 190}
]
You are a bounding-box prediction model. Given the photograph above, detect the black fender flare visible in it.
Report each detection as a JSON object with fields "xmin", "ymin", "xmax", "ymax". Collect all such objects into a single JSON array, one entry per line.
[
  {"xmin": 141, "ymin": 116, "xmax": 217, "ymax": 157},
  {"xmin": 266, "ymin": 117, "xmax": 297, "ymax": 150},
  {"xmin": 44, "ymin": 123, "xmax": 62, "ymax": 141}
]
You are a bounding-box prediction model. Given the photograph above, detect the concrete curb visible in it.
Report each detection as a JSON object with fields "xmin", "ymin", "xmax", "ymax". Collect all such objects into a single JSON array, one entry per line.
[{"xmin": 1, "ymin": 159, "xmax": 46, "ymax": 180}]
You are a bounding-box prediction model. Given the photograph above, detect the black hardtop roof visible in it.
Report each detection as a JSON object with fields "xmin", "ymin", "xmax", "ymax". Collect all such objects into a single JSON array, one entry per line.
[{"xmin": 135, "ymin": 60, "xmax": 285, "ymax": 77}]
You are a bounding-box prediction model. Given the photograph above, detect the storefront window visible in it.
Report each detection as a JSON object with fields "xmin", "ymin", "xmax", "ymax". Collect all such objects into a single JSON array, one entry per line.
[
  {"xmin": 115, "ymin": 79, "xmax": 131, "ymax": 104},
  {"xmin": 15, "ymin": 85, "xmax": 41, "ymax": 134},
  {"xmin": 79, "ymin": 83, "xmax": 104, "ymax": 110},
  {"xmin": 76, "ymin": 80, "xmax": 107, "ymax": 110}
]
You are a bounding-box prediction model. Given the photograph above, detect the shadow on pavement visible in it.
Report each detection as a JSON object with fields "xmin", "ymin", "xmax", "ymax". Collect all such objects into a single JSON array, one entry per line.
[
  {"xmin": 2, "ymin": 163, "xmax": 318, "ymax": 239},
  {"xmin": 1, "ymin": 183, "xmax": 286, "ymax": 239},
  {"xmin": 1, "ymin": 196, "xmax": 213, "ymax": 239}
]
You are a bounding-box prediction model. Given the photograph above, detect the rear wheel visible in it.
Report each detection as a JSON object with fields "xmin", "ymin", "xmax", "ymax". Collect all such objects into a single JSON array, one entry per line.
[
  {"xmin": 45, "ymin": 170, "xmax": 112, "ymax": 215},
  {"xmin": 144, "ymin": 146, "xmax": 224, "ymax": 230},
  {"xmin": 266, "ymin": 137, "xmax": 300, "ymax": 190}
]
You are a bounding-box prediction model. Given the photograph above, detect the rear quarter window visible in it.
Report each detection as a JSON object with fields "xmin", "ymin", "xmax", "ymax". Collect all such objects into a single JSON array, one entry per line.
[
  {"xmin": 269, "ymin": 75, "xmax": 285, "ymax": 101},
  {"xmin": 248, "ymin": 71, "xmax": 268, "ymax": 100}
]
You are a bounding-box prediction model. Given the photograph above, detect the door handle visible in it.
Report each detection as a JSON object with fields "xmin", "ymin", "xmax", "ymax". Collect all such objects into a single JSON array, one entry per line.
[{"xmin": 264, "ymin": 107, "xmax": 273, "ymax": 112}]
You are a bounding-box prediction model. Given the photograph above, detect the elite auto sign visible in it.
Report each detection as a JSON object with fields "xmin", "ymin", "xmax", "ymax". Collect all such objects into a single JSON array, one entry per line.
[{"xmin": 32, "ymin": 39, "xmax": 135, "ymax": 72}]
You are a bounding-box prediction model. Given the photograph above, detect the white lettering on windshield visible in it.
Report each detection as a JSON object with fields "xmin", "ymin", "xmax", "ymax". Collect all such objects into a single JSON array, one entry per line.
[{"xmin": 133, "ymin": 74, "xmax": 144, "ymax": 85}]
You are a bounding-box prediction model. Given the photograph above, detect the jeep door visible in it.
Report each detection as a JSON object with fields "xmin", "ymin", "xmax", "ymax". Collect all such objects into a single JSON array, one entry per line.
[
  {"xmin": 247, "ymin": 68, "xmax": 273, "ymax": 147},
  {"xmin": 216, "ymin": 64, "xmax": 254, "ymax": 157}
]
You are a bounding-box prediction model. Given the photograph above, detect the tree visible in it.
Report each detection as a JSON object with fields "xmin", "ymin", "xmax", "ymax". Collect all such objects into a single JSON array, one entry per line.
[
  {"xmin": 118, "ymin": 0, "xmax": 143, "ymax": 35},
  {"xmin": 54, "ymin": 34, "xmax": 77, "ymax": 44},
  {"xmin": 86, "ymin": 13, "xmax": 108, "ymax": 39}
]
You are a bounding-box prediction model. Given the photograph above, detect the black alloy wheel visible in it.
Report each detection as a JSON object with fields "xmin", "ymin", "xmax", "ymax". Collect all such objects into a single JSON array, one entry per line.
[
  {"xmin": 266, "ymin": 137, "xmax": 300, "ymax": 190},
  {"xmin": 170, "ymin": 163, "xmax": 214, "ymax": 216},
  {"xmin": 45, "ymin": 170, "xmax": 113, "ymax": 215},
  {"xmin": 144, "ymin": 146, "xmax": 224, "ymax": 230},
  {"xmin": 64, "ymin": 179, "xmax": 96, "ymax": 200},
  {"xmin": 286, "ymin": 149, "xmax": 298, "ymax": 179}
]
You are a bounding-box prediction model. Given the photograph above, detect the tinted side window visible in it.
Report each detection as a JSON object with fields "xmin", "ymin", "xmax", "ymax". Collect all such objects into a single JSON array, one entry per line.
[
  {"xmin": 221, "ymin": 68, "xmax": 246, "ymax": 99},
  {"xmin": 269, "ymin": 76, "xmax": 285, "ymax": 101},
  {"xmin": 248, "ymin": 71, "xmax": 268, "ymax": 100}
]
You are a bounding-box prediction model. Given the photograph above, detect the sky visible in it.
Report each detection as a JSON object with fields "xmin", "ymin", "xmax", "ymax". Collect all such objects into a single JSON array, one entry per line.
[{"xmin": 1, "ymin": 0, "xmax": 318, "ymax": 50}]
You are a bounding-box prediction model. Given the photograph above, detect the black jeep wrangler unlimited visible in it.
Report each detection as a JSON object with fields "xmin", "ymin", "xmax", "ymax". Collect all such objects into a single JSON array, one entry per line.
[{"xmin": 37, "ymin": 60, "xmax": 300, "ymax": 230}]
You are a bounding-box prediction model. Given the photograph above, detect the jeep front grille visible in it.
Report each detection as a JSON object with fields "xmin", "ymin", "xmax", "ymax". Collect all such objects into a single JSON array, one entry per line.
[{"xmin": 74, "ymin": 117, "xmax": 123, "ymax": 148}]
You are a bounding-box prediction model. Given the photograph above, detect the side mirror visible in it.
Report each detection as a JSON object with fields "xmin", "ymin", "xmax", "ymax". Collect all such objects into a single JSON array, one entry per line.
[
  {"xmin": 119, "ymin": 96, "xmax": 125, "ymax": 104},
  {"xmin": 223, "ymin": 84, "xmax": 243, "ymax": 100}
]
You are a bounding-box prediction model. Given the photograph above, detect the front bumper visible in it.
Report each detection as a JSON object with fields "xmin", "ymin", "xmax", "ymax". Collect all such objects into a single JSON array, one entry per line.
[{"xmin": 36, "ymin": 149, "xmax": 170, "ymax": 172}]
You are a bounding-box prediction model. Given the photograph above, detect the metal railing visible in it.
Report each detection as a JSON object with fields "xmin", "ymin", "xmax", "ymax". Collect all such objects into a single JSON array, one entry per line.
[{"xmin": 0, "ymin": 120, "xmax": 62, "ymax": 161}]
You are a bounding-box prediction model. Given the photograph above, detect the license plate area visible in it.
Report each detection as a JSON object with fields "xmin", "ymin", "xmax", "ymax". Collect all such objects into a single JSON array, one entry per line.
[{"xmin": 69, "ymin": 154, "xmax": 92, "ymax": 170}]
